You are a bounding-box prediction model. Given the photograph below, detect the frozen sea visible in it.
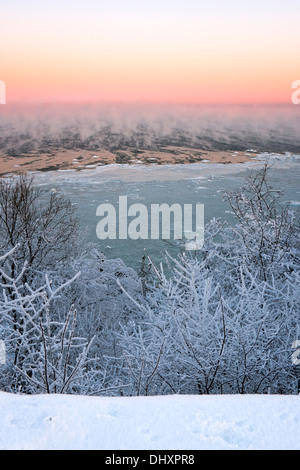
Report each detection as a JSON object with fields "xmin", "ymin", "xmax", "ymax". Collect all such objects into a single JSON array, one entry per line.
[{"xmin": 34, "ymin": 152, "xmax": 300, "ymax": 269}]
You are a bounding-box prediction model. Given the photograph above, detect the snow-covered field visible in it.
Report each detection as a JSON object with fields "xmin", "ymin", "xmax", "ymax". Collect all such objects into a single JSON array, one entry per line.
[{"xmin": 0, "ymin": 392, "xmax": 299, "ymax": 450}]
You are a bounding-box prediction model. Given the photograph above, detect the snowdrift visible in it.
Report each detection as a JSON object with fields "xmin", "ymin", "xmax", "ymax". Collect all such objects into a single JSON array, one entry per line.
[{"xmin": 0, "ymin": 392, "xmax": 299, "ymax": 450}]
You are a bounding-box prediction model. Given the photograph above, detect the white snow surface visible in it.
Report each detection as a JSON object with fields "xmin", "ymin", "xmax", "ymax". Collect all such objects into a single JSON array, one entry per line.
[{"xmin": 0, "ymin": 392, "xmax": 299, "ymax": 450}]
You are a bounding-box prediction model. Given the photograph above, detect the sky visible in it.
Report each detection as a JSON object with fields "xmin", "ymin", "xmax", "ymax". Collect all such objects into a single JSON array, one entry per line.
[{"xmin": 0, "ymin": 0, "xmax": 299, "ymax": 104}]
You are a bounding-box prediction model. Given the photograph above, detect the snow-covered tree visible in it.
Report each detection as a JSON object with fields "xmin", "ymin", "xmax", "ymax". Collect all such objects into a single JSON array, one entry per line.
[
  {"xmin": 0, "ymin": 176, "xmax": 143, "ymax": 395},
  {"xmin": 115, "ymin": 166, "xmax": 300, "ymax": 395},
  {"xmin": 0, "ymin": 175, "xmax": 80, "ymax": 277},
  {"xmin": 1, "ymin": 167, "xmax": 298, "ymax": 396},
  {"xmin": 0, "ymin": 246, "xmax": 99, "ymax": 394}
]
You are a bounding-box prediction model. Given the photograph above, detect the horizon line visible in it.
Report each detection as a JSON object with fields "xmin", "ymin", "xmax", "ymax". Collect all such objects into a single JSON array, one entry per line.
[{"xmin": 1, "ymin": 100, "xmax": 296, "ymax": 107}]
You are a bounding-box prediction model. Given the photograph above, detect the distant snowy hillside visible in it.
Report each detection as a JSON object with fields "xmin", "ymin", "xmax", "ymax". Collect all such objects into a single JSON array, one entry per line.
[{"xmin": 0, "ymin": 392, "xmax": 299, "ymax": 450}]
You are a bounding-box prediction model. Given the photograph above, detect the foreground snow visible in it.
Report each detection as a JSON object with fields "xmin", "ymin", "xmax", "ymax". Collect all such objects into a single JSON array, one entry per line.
[{"xmin": 0, "ymin": 392, "xmax": 299, "ymax": 450}]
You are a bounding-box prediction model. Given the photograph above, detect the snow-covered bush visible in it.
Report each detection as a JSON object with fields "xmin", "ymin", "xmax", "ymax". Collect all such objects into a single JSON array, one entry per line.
[
  {"xmin": 0, "ymin": 176, "xmax": 143, "ymax": 395},
  {"xmin": 115, "ymin": 166, "xmax": 300, "ymax": 395},
  {"xmin": 0, "ymin": 246, "xmax": 98, "ymax": 393},
  {"xmin": 1, "ymin": 167, "xmax": 299, "ymax": 396}
]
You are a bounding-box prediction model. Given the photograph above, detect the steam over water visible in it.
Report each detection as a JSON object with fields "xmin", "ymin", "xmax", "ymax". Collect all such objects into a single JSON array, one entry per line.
[
  {"xmin": 1, "ymin": 103, "xmax": 299, "ymax": 268},
  {"xmin": 1, "ymin": 103, "xmax": 300, "ymax": 155}
]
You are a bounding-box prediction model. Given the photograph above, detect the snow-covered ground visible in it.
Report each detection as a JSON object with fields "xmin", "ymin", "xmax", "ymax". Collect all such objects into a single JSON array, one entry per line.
[{"xmin": 0, "ymin": 392, "xmax": 299, "ymax": 450}]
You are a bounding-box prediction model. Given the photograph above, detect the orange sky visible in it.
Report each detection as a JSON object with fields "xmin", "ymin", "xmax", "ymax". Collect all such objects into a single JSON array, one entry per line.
[{"xmin": 1, "ymin": 2, "xmax": 299, "ymax": 104}]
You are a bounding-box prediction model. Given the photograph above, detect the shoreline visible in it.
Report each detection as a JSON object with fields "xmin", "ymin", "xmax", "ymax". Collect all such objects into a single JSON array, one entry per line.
[{"xmin": 0, "ymin": 147, "xmax": 259, "ymax": 176}]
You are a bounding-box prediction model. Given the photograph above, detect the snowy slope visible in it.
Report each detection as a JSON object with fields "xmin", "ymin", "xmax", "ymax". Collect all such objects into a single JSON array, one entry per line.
[{"xmin": 0, "ymin": 392, "xmax": 299, "ymax": 450}]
